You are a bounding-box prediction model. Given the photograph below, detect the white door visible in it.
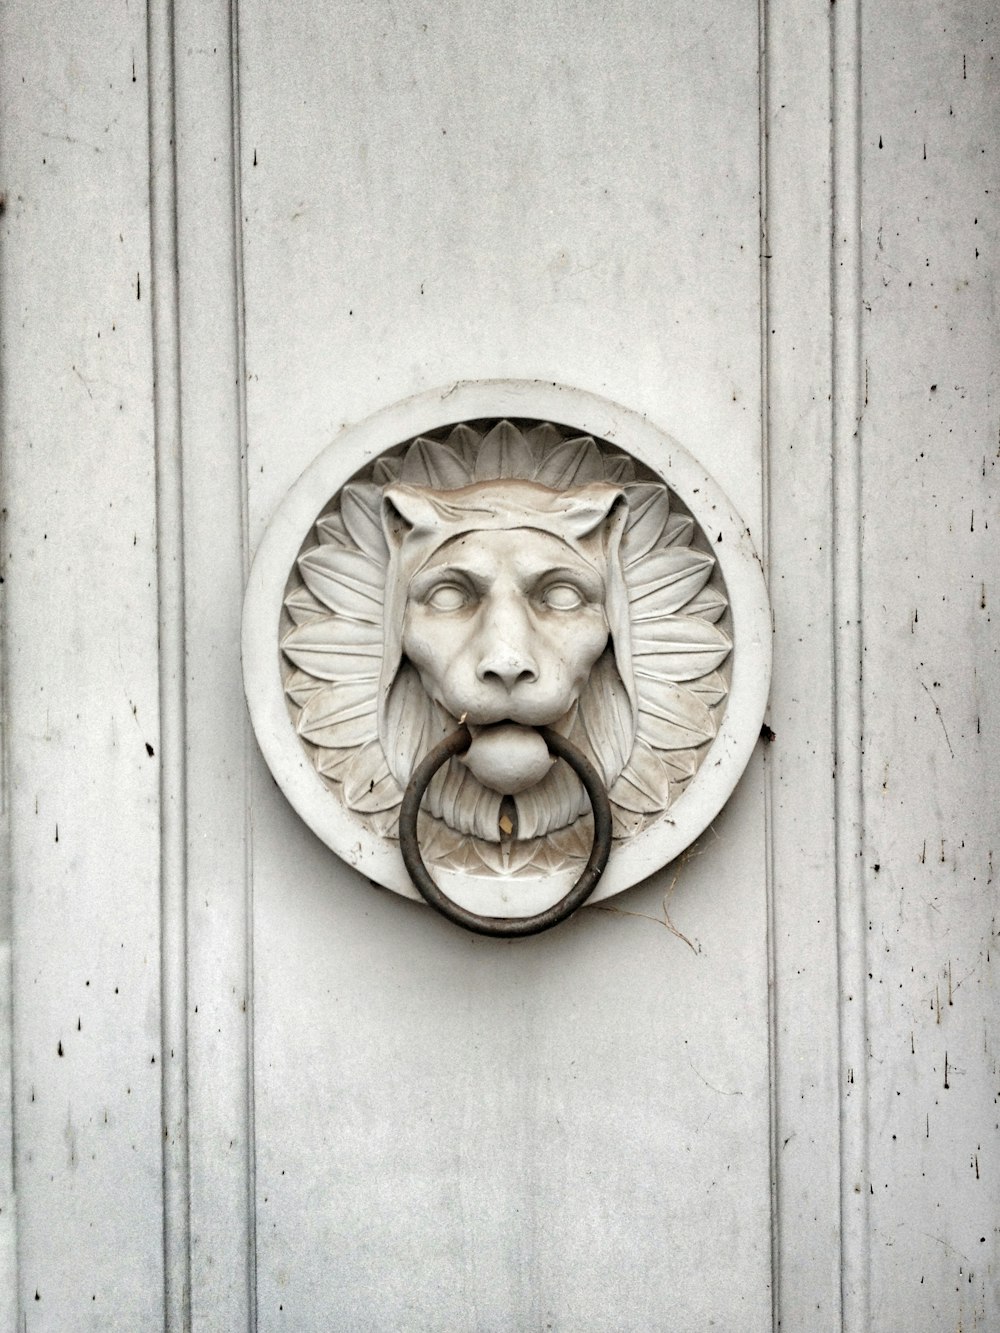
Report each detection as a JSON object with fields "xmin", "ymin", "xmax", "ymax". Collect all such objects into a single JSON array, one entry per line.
[{"xmin": 2, "ymin": 2, "xmax": 996, "ymax": 1329}]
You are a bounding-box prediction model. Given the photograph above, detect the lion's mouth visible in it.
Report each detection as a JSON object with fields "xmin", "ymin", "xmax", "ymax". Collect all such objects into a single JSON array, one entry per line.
[{"xmin": 460, "ymin": 721, "xmax": 554, "ymax": 795}]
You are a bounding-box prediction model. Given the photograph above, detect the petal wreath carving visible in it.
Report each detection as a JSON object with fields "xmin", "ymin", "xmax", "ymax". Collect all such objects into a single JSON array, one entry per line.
[
  {"xmin": 574, "ymin": 652, "xmax": 637, "ymax": 788},
  {"xmin": 382, "ymin": 662, "xmax": 452, "ymax": 787},
  {"xmin": 372, "ymin": 454, "xmax": 402, "ymax": 486},
  {"xmin": 298, "ymin": 546, "xmax": 384, "ymax": 620},
  {"xmin": 687, "ymin": 670, "xmax": 728, "ymax": 706},
  {"xmin": 342, "ymin": 741, "xmax": 404, "ymax": 813},
  {"xmin": 523, "ymin": 422, "xmax": 565, "ymax": 458},
  {"xmin": 297, "ymin": 679, "xmax": 379, "ymax": 748},
  {"xmin": 662, "ymin": 512, "xmax": 696, "ymax": 547},
  {"xmin": 280, "ymin": 419, "xmax": 735, "ymax": 870},
  {"xmin": 340, "ymin": 482, "xmax": 389, "ymax": 561},
  {"xmin": 474, "ymin": 420, "xmax": 536, "ymax": 480},
  {"xmin": 660, "ymin": 747, "xmax": 700, "ymax": 783},
  {"xmin": 636, "ymin": 680, "xmax": 716, "ymax": 750},
  {"xmin": 281, "ymin": 617, "xmax": 382, "ymax": 681},
  {"xmin": 683, "ymin": 586, "xmax": 729, "ymax": 623},
  {"xmin": 314, "ymin": 511, "xmax": 353, "ymax": 547},
  {"xmin": 314, "ymin": 746, "xmax": 358, "ymax": 780},
  {"xmin": 601, "ymin": 454, "xmax": 637, "ymax": 483},
  {"xmin": 621, "ymin": 483, "xmax": 672, "ymax": 563},
  {"xmin": 532, "ymin": 435, "xmax": 605, "ymax": 487},
  {"xmin": 627, "ymin": 547, "xmax": 715, "ymax": 619},
  {"xmin": 631, "ymin": 615, "xmax": 733, "ymax": 681},
  {"xmin": 400, "ymin": 436, "xmax": 472, "ymax": 487},
  {"xmin": 284, "ymin": 585, "xmax": 330, "ymax": 626},
  {"xmin": 284, "ymin": 668, "xmax": 328, "ymax": 706},
  {"xmin": 443, "ymin": 423, "xmax": 482, "ymax": 470},
  {"xmin": 608, "ymin": 737, "xmax": 675, "ymax": 814}
]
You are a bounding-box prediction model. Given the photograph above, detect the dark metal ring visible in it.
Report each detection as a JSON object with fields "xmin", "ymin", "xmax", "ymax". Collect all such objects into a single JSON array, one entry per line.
[{"xmin": 398, "ymin": 724, "xmax": 613, "ymax": 938}]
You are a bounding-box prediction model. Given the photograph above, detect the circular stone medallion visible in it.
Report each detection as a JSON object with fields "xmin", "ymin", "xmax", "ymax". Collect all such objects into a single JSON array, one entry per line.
[{"xmin": 242, "ymin": 381, "xmax": 771, "ymax": 918}]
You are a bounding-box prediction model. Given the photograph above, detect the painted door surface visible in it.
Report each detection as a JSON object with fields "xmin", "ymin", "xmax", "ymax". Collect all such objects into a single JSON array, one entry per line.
[{"xmin": 1, "ymin": 2, "xmax": 996, "ymax": 1331}]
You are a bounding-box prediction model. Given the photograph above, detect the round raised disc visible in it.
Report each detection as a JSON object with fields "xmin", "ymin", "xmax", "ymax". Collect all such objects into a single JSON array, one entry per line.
[{"xmin": 242, "ymin": 380, "xmax": 772, "ymax": 915}]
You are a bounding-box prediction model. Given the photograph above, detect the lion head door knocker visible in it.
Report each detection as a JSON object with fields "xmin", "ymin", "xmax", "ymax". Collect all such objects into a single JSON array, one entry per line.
[{"xmin": 242, "ymin": 383, "xmax": 772, "ymax": 937}]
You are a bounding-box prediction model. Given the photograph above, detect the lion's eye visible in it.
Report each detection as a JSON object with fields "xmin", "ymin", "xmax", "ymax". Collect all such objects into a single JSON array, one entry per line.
[
  {"xmin": 540, "ymin": 583, "xmax": 584, "ymax": 611},
  {"xmin": 426, "ymin": 582, "xmax": 470, "ymax": 611}
]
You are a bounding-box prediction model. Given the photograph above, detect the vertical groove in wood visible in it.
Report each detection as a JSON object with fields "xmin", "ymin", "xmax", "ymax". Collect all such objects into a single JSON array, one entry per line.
[
  {"xmin": 831, "ymin": 0, "xmax": 870, "ymax": 1327},
  {"xmin": 146, "ymin": 0, "xmax": 193, "ymax": 1326},
  {"xmin": 757, "ymin": 0, "xmax": 780, "ymax": 1326},
  {"xmin": 764, "ymin": 1, "xmax": 842, "ymax": 1325},
  {"xmin": 0, "ymin": 767, "xmax": 14, "ymax": 1326},
  {"xmin": 171, "ymin": 0, "xmax": 256, "ymax": 1321},
  {"xmin": 0, "ymin": 391, "xmax": 17, "ymax": 1331},
  {"xmin": 230, "ymin": 0, "xmax": 260, "ymax": 1319}
]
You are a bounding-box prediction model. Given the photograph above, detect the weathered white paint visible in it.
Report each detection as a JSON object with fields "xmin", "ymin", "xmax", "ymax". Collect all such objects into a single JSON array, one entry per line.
[
  {"xmin": 861, "ymin": 9, "xmax": 1000, "ymax": 1328},
  {"xmin": 237, "ymin": 4, "xmax": 772, "ymax": 1328},
  {"xmin": 0, "ymin": 0, "xmax": 996, "ymax": 1329},
  {"xmin": 0, "ymin": 1, "xmax": 166, "ymax": 1326}
]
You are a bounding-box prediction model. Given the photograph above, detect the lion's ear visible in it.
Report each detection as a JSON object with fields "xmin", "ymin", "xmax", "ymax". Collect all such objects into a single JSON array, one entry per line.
[
  {"xmin": 381, "ymin": 483, "xmax": 443, "ymax": 550},
  {"xmin": 557, "ymin": 484, "xmax": 628, "ymax": 546}
]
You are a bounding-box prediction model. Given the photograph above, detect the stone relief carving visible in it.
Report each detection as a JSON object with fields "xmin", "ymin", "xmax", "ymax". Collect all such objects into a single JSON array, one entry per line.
[{"xmin": 279, "ymin": 420, "xmax": 732, "ymax": 882}]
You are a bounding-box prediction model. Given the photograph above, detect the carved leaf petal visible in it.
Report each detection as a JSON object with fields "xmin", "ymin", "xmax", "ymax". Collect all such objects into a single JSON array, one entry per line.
[
  {"xmin": 610, "ymin": 803, "xmax": 645, "ymax": 839},
  {"xmin": 441, "ymin": 835, "xmax": 495, "ymax": 874},
  {"xmin": 417, "ymin": 812, "xmax": 467, "ymax": 864},
  {"xmin": 523, "ymin": 422, "xmax": 564, "ymax": 464},
  {"xmin": 628, "ymin": 548, "xmax": 714, "ymax": 619},
  {"xmin": 637, "ymin": 680, "xmax": 716, "ymax": 749},
  {"xmin": 314, "ymin": 746, "xmax": 356, "ymax": 779},
  {"xmin": 531, "ymin": 435, "xmax": 605, "ymax": 487},
  {"xmin": 622, "ymin": 483, "xmax": 671, "ymax": 563},
  {"xmin": 474, "ymin": 421, "xmax": 535, "ymax": 480},
  {"xmin": 282, "ymin": 616, "xmax": 382, "ymax": 681},
  {"xmin": 608, "ymin": 738, "xmax": 674, "ymax": 813},
  {"xmin": 400, "ymin": 435, "xmax": 473, "ymax": 488},
  {"xmin": 296, "ymin": 680, "xmax": 378, "ymax": 747},
  {"xmin": 298, "ymin": 546, "xmax": 384, "ymax": 621},
  {"xmin": 526, "ymin": 839, "xmax": 577, "ymax": 873},
  {"xmin": 662, "ymin": 513, "xmax": 695, "ymax": 547},
  {"xmin": 574, "ymin": 652, "xmax": 635, "ymax": 785},
  {"xmin": 631, "ymin": 615, "xmax": 732, "ymax": 681},
  {"xmin": 372, "ymin": 454, "xmax": 402, "ymax": 485},
  {"xmin": 342, "ymin": 740, "xmax": 404, "ymax": 813},
  {"xmin": 546, "ymin": 821, "xmax": 593, "ymax": 862},
  {"xmin": 383, "ymin": 662, "xmax": 452, "ymax": 786},
  {"xmin": 471, "ymin": 839, "xmax": 507, "ymax": 874},
  {"xmin": 687, "ymin": 670, "xmax": 728, "ymax": 706},
  {"xmin": 340, "ymin": 482, "xmax": 388, "ymax": 560},
  {"xmin": 285, "ymin": 668, "xmax": 327, "ymax": 706},
  {"xmin": 284, "ymin": 585, "xmax": 330, "ymax": 626},
  {"xmin": 502, "ymin": 836, "xmax": 549, "ymax": 875},
  {"xmin": 660, "ymin": 748, "xmax": 700, "ymax": 782},
  {"xmin": 683, "ymin": 585, "xmax": 728, "ymax": 623},
  {"xmin": 369, "ymin": 806, "xmax": 401, "ymax": 837},
  {"xmin": 315, "ymin": 511, "xmax": 353, "ymax": 547},
  {"xmin": 602, "ymin": 453, "xmax": 637, "ymax": 482},
  {"xmin": 445, "ymin": 424, "xmax": 483, "ymax": 470}
]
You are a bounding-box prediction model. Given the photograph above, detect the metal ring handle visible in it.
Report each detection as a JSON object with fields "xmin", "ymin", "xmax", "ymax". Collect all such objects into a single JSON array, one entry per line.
[{"xmin": 399, "ymin": 725, "xmax": 613, "ymax": 938}]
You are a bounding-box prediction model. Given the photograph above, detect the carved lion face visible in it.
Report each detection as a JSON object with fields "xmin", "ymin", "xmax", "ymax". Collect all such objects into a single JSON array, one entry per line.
[
  {"xmin": 376, "ymin": 479, "xmax": 637, "ymax": 816},
  {"xmin": 401, "ymin": 528, "xmax": 611, "ymax": 731}
]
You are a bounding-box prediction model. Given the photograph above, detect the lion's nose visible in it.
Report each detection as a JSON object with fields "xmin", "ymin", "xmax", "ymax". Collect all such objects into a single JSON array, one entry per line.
[
  {"xmin": 476, "ymin": 645, "xmax": 539, "ymax": 690},
  {"xmin": 475, "ymin": 594, "xmax": 540, "ymax": 689}
]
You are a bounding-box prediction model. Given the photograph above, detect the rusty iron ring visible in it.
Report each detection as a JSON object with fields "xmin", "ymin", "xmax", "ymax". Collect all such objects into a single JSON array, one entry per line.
[{"xmin": 398, "ymin": 724, "xmax": 613, "ymax": 938}]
